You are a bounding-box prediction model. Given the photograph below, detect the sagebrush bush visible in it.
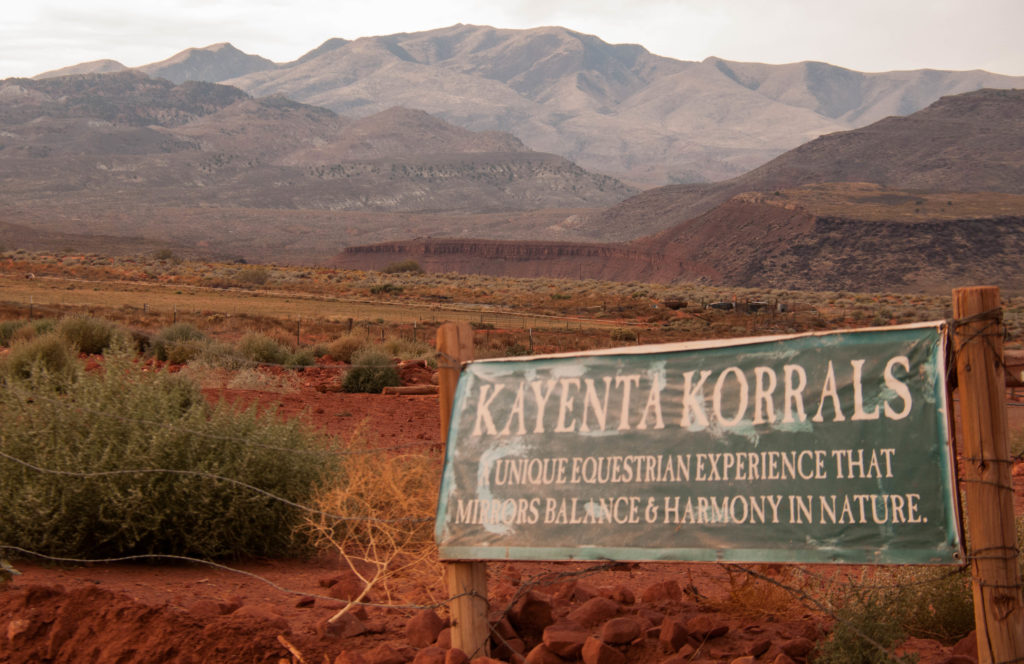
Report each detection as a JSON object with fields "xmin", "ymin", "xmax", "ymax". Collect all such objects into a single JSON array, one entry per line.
[
  {"xmin": 0, "ymin": 320, "xmax": 28, "ymax": 346},
  {"xmin": 237, "ymin": 332, "xmax": 290, "ymax": 365},
  {"xmin": 1, "ymin": 333, "xmax": 78, "ymax": 382},
  {"xmin": 150, "ymin": 322, "xmax": 206, "ymax": 362},
  {"xmin": 382, "ymin": 337, "xmax": 434, "ymax": 363},
  {"xmin": 342, "ymin": 348, "xmax": 400, "ymax": 393},
  {"xmin": 382, "ymin": 260, "xmax": 424, "ymax": 274},
  {"xmin": 0, "ymin": 346, "xmax": 336, "ymax": 559},
  {"xmin": 57, "ymin": 315, "xmax": 123, "ymax": 354},
  {"xmin": 327, "ymin": 334, "xmax": 364, "ymax": 363}
]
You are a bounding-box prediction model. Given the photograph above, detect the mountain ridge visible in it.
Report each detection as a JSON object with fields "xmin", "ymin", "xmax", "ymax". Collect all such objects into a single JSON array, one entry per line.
[{"xmin": 53, "ymin": 24, "xmax": 1023, "ymax": 187}]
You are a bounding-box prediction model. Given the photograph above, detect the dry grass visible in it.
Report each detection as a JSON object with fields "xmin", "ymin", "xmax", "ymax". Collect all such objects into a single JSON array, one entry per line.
[{"xmin": 304, "ymin": 422, "xmax": 442, "ymax": 613}]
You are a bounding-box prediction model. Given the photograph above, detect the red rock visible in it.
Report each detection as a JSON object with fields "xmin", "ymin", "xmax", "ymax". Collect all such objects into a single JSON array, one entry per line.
[
  {"xmin": 772, "ymin": 654, "xmax": 797, "ymax": 664},
  {"xmin": 488, "ymin": 612, "xmax": 520, "ymax": 640},
  {"xmin": 730, "ymin": 657, "xmax": 757, "ymax": 664},
  {"xmin": 435, "ymin": 627, "xmax": 452, "ymax": 649},
  {"xmin": 640, "ymin": 580, "xmax": 682, "ymax": 603},
  {"xmin": 637, "ymin": 607, "xmax": 665, "ymax": 628},
  {"xmin": 748, "ymin": 638, "xmax": 772, "ymax": 657},
  {"xmin": 365, "ymin": 644, "xmax": 407, "ymax": 664},
  {"xmin": 470, "ymin": 658, "xmax": 509, "ymax": 664},
  {"xmin": 571, "ymin": 582, "xmax": 598, "ymax": 603},
  {"xmin": 445, "ymin": 650, "xmax": 469, "ymax": 664},
  {"xmin": 685, "ymin": 615, "xmax": 729, "ymax": 640},
  {"xmin": 780, "ymin": 638, "xmax": 813, "ymax": 659},
  {"xmin": 567, "ymin": 597, "xmax": 619, "ymax": 627},
  {"xmin": 493, "ymin": 636, "xmax": 526, "ymax": 663},
  {"xmin": 295, "ymin": 595, "xmax": 316, "ymax": 608},
  {"xmin": 509, "ymin": 591, "xmax": 555, "ymax": 636},
  {"xmin": 542, "ymin": 624, "xmax": 589, "ymax": 658},
  {"xmin": 604, "ymin": 585, "xmax": 635, "ymax": 605},
  {"xmin": 334, "ymin": 652, "xmax": 367, "ymax": 664},
  {"xmin": 600, "ymin": 617, "xmax": 643, "ymax": 645},
  {"xmin": 659, "ymin": 618, "xmax": 690, "ymax": 652},
  {"xmin": 581, "ymin": 636, "xmax": 626, "ymax": 664},
  {"xmin": 413, "ymin": 647, "xmax": 447, "ymax": 664},
  {"xmin": 524, "ymin": 644, "xmax": 568, "ymax": 664},
  {"xmin": 407, "ymin": 609, "xmax": 446, "ymax": 648},
  {"xmin": 329, "ymin": 575, "xmax": 371, "ymax": 602},
  {"xmin": 659, "ymin": 656, "xmax": 691, "ymax": 664},
  {"xmin": 317, "ymin": 613, "xmax": 369, "ymax": 639}
]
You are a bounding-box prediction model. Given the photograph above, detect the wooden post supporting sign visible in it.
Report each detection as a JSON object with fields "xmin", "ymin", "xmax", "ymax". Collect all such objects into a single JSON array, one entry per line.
[
  {"xmin": 952, "ymin": 286, "xmax": 1024, "ymax": 664},
  {"xmin": 437, "ymin": 322, "xmax": 490, "ymax": 657}
]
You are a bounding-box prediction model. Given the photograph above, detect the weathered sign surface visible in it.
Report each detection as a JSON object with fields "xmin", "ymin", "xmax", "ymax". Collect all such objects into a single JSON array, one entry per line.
[{"xmin": 436, "ymin": 323, "xmax": 962, "ymax": 564}]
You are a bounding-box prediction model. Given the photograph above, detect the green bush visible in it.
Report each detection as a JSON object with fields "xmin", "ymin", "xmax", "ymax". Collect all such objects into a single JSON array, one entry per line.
[
  {"xmin": 237, "ymin": 332, "xmax": 290, "ymax": 365},
  {"xmin": 815, "ymin": 566, "xmax": 974, "ymax": 664},
  {"xmin": 370, "ymin": 283, "xmax": 402, "ymax": 295},
  {"xmin": 0, "ymin": 347, "xmax": 335, "ymax": 559},
  {"xmin": 382, "ymin": 260, "xmax": 423, "ymax": 274},
  {"xmin": 610, "ymin": 327, "xmax": 639, "ymax": 342},
  {"xmin": 57, "ymin": 315, "xmax": 123, "ymax": 354},
  {"xmin": 150, "ymin": 323, "xmax": 206, "ymax": 362},
  {"xmin": 235, "ymin": 266, "xmax": 269, "ymax": 285},
  {"xmin": 0, "ymin": 320, "xmax": 28, "ymax": 346},
  {"xmin": 326, "ymin": 334, "xmax": 365, "ymax": 363},
  {"xmin": 382, "ymin": 337, "xmax": 434, "ymax": 363},
  {"xmin": 342, "ymin": 348, "xmax": 400, "ymax": 393},
  {"xmin": 0, "ymin": 333, "xmax": 78, "ymax": 382},
  {"xmin": 289, "ymin": 348, "xmax": 316, "ymax": 367}
]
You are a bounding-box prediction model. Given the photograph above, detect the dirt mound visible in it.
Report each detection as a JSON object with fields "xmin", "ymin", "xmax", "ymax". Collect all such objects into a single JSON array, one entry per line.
[{"xmin": 2, "ymin": 584, "xmax": 288, "ymax": 663}]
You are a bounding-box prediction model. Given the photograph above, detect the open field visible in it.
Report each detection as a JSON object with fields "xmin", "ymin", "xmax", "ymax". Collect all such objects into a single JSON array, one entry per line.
[{"xmin": 2, "ymin": 250, "xmax": 1024, "ymax": 664}]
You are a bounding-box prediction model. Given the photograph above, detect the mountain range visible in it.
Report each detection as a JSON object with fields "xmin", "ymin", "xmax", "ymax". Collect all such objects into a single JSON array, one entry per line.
[
  {"xmin": 9, "ymin": 25, "xmax": 1024, "ymax": 293},
  {"xmin": 36, "ymin": 24, "xmax": 1024, "ymax": 187}
]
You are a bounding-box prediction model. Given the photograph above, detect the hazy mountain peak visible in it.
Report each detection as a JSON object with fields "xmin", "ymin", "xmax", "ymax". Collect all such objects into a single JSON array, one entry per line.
[
  {"xmin": 34, "ymin": 59, "xmax": 128, "ymax": 80},
  {"xmin": 139, "ymin": 43, "xmax": 275, "ymax": 84}
]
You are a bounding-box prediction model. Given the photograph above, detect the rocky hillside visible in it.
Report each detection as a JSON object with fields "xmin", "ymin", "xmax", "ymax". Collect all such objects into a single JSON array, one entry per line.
[
  {"xmin": 0, "ymin": 71, "xmax": 635, "ymax": 253},
  {"xmin": 334, "ymin": 185, "xmax": 1024, "ymax": 294},
  {"xmin": 587, "ymin": 88, "xmax": 1024, "ymax": 241},
  {"xmin": 78, "ymin": 25, "xmax": 1024, "ymax": 187}
]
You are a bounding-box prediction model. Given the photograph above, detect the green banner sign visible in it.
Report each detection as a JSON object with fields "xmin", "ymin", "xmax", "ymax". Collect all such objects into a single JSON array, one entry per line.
[{"xmin": 436, "ymin": 323, "xmax": 962, "ymax": 564}]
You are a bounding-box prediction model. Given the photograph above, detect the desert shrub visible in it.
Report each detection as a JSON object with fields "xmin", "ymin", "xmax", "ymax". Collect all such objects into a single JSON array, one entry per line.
[
  {"xmin": 0, "ymin": 333, "xmax": 78, "ymax": 382},
  {"xmin": 382, "ymin": 260, "xmax": 423, "ymax": 274},
  {"xmin": 0, "ymin": 320, "xmax": 28, "ymax": 346},
  {"xmin": 382, "ymin": 337, "xmax": 434, "ymax": 363},
  {"xmin": 150, "ymin": 323, "xmax": 206, "ymax": 362},
  {"xmin": 289, "ymin": 348, "xmax": 316, "ymax": 367},
  {"xmin": 0, "ymin": 347, "xmax": 335, "ymax": 559},
  {"xmin": 235, "ymin": 266, "xmax": 270, "ymax": 285},
  {"xmin": 370, "ymin": 283, "xmax": 402, "ymax": 295},
  {"xmin": 237, "ymin": 332, "xmax": 290, "ymax": 365},
  {"xmin": 304, "ymin": 423, "xmax": 439, "ymax": 596},
  {"xmin": 57, "ymin": 315, "xmax": 123, "ymax": 354},
  {"xmin": 342, "ymin": 348, "xmax": 400, "ymax": 393},
  {"xmin": 326, "ymin": 334, "xmax": 365, "ymax": 363},
  {"xmin": 185, "ymin": 339, "xmax": 248, "ymax": 370},
  {"xmin": 610, "ymin": 327, "xmax": 639, "ymax": 342},
  {"xmin": 815, "ymin": 565, "xmax": 974, "ymax": 664}
]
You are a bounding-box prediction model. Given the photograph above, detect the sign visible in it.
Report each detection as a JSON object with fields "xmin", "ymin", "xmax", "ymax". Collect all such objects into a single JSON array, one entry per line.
[{"xmin": 435, "ymin": 322, "xmax": 962, "ymax": 564}]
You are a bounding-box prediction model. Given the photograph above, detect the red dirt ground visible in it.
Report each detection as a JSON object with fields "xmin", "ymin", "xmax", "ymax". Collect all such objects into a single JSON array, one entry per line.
[{"xmin": 2, "ymin": 367, "xmax": 1022, "ymax": 664}]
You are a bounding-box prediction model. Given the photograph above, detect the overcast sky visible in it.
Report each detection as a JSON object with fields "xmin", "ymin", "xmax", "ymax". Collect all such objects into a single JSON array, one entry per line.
[{"xmin": 3, "ymin": 0, "xmax": 1023, "ymax": 80}]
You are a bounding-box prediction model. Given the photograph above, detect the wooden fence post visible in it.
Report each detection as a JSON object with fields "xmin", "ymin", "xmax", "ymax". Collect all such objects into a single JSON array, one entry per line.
[
  {"xmin": 952, "ymin": 286, "xmax": 1024, "ymax": 664},
  {"xmin": 436, "ymin": 322, "xmax": 490, "ymax": 657}
]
